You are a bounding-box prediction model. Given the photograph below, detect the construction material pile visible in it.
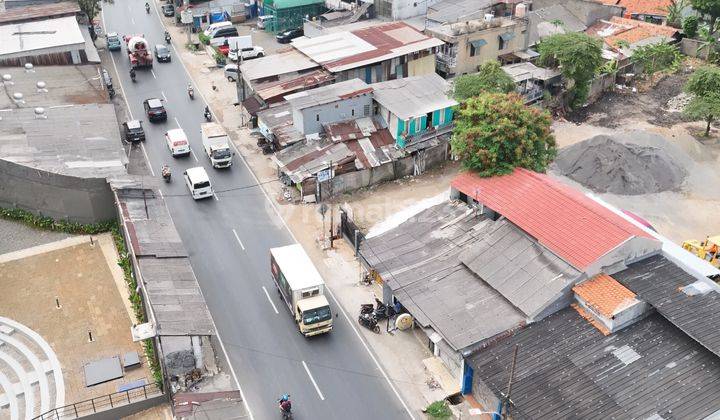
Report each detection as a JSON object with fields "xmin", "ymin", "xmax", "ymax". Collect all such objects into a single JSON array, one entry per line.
[{"xmin": 554, "ymin": 132, "xmax": 687, "ymax": 195}]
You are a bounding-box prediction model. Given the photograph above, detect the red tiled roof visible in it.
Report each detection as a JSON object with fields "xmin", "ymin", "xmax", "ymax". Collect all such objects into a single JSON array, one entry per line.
[
  {"xmin": 617, "ymin": 0, "xmax": 671, "ymax": 16},
  {"xmin": 604, "ymin": 16, "xmax": 678, "ymax": 46},
  {"xmin": 572, "ymin": 303, "xmax": 610, "ymax": 335},
  {"xmin": 573, "ymin": 274, "xmax": 637, "ymax": 317},
  {"xmin": 451, "ymin": 168, "xmax": 651, "ymax": 270}
]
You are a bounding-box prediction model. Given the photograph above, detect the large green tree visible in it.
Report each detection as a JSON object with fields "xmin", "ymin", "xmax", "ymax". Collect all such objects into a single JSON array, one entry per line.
[
  {"xmin": 691, "ymin": 0, "xmax": 720, "ymax": 34},
  {"xmin": 538, "ymin": 32, "xmax": 603, "ymax": 109},
  {"xmin": 451, "ymin": 61, "xmax": 516, "ymax": 101},
  {"xmin": 450, "ymin": 93, "xmax": 556, "ymax": 176},
  {"xmin": 631, "ymin": 43, "xmax": 682, "ymax": 79},
  {"xmin": 78, "ymin": 0, "xmax": 101, "ymax": 20},
  {"xmin": 684, "ymin": 65, "xmax": 720, "ymax": 135}
]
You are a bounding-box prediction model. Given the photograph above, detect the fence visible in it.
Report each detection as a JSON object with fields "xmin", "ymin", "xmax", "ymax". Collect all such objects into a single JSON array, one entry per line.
[
  {"xmin": 33, "ymin": 383, "xmax": 164, "ymax": 420},
  {"xmin": 679, "ymin": 38, "xmax": 711, "ymax": 60}
]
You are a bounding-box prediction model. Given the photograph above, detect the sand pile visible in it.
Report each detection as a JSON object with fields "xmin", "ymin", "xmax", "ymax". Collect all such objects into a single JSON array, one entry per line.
[{"xmin": 554, "ymin": 133, "xmax": 687, "ymax": 195}]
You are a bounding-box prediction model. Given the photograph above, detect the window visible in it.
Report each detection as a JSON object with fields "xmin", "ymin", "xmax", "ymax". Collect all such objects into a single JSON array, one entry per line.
[
  {"xmin": 468, "ymin": 39, "xmax": 486, "ymax": 57},
  {"xmin": 364, "ymin": 104, "xmax": 371, "ymax": 116},
  {"xmin": 316, "ymin": 114, "xmax": 319, "ymax": 121},
  {"xmin": 498, "ymin": 32, "xmax": 514, "ymax": 50}
]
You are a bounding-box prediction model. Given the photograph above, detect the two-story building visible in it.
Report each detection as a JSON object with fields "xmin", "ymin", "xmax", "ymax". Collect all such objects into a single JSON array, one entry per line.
[
  {"xmin": 371, "ymin": 74, "xmax": 457, "ymax": 148},
  {"xmin": 427, "ymin": 16, "xmax": 528, "ymax": 78}
]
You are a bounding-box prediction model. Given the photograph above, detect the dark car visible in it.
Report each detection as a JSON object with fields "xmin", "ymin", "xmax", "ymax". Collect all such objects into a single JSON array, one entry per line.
[
  {"xmin": 143, "ymin": 98, "xmax": 167, "ymax": 122},
  {"xmin": 161, "ymin": 3, "xmax": 175, "ymax": 16},
  {"xmin": 122, "ymin": 120, "xmax": 145, "ymax": 142},
  {"xmin": 276, "ymin": 27, "xmax": 303, "ymax": 44},
  {"xmin": 154, "ymin": 44, "xmax": 171, "ymax": 62}
]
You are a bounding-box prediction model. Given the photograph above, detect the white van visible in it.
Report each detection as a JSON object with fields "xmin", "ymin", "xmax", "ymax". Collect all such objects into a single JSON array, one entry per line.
[
  {"xmin": 203, "ymin": 21, "xmax": 232, "ymax": 37},
  {"xmin": 165, "ymin": 128, "xmax": 191, "ymax": 157},
  {"xmin": 183, "ymin": 167, "xmax": 213, "ymax": 200}
]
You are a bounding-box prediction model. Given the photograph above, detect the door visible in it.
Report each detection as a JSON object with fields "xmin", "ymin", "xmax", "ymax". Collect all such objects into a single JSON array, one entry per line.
[{"xmin": 462, "ymin": 363, "xmax": 474, "ymax": 395}]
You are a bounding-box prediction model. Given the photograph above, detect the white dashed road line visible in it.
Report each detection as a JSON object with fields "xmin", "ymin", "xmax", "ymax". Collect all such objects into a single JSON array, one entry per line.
[
  {"xmin": 302, "ymin": 361, "xmax": 325, "ymax": 401},
  {"xmin": 261, "ymin": 286, "xmax": 279, "ymax": 315}
]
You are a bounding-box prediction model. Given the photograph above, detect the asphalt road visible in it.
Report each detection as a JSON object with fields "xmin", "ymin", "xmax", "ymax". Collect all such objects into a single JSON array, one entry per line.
[{"xmin": 101, "ymin": 3, "xmax": 412, "ymax": 420}]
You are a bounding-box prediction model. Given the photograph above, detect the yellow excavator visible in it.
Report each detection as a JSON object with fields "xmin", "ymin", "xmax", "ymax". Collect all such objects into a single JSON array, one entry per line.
[{"xmin": 682, "ymin": 236, "xmax": 720, "ymax": 268}]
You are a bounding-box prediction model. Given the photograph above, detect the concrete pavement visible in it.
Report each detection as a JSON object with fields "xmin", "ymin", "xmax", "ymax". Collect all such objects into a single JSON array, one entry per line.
[{"xmin": 100, "ymin": 2, "xmax": 412, "ymax": 419}]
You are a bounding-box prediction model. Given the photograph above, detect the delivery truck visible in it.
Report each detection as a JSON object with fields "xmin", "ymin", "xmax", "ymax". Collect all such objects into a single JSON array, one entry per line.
[
  {"xmin": 201, "ymin": 122, "xmax": 233, "ymax": 168},
  {"xmin": 270, "ymin": 244, "xmax": 333, "ymax": 337}
]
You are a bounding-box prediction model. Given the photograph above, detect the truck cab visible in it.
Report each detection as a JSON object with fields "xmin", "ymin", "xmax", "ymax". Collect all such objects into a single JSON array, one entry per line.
[{"xmin": 270, "ymin": 244, "xmax": 333, "ymax": 336}]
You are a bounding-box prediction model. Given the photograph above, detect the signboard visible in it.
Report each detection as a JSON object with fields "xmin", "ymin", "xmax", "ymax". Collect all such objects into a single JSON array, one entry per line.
[
  {"xmin": 180, "ymin": 10, "xmax": 194, "ymax": 24},
  {"xmin": 317, "ymin": 168, "xmax": 333, "ymax": 182}
]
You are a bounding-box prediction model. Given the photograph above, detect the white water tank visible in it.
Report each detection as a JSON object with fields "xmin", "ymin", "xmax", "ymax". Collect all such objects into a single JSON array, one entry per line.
[
  {"xmin": 484, "ymin": 13, "xmax": 494, "ymax": 21},
  {"xmin": 515, "ymin": 3, "xmax": 527, "ymax": 18}
]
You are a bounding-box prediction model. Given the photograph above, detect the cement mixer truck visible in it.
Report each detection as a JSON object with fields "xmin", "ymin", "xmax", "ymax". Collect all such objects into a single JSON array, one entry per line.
[{"xmin": 124, "ymin": 34, "xmax": 153, "ymax": 69}]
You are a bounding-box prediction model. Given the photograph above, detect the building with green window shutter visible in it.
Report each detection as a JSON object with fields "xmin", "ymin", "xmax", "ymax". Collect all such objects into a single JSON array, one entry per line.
[
  {"xmin": 371, "ymin": 74, "xmax": 458, "ymax": 148},
  {"xmin": 261, "ymin": 0, "xmax": 325, "ymax": 33}
]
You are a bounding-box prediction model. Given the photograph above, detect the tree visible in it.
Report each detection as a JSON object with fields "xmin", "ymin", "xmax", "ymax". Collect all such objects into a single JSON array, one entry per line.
[
  {"xmin": 450, "ymin": 93, "xmax": 556, "ymax": 176},
  {"xmin": 78, "ymin": 0, "xmax": 101, "ymax": 20},
  {"xmin": 691, "ymin": 0, "xmax": 720, "ymax": 34},
  {"xmin": 683, "ymin": 16, "xmax": 700, "ymax": 38},
  {"xmin": 684, "ymin": 65, "xmax": 720, "ymax": 135},
  {"xmin": 451, "ymin": 61, "xmax": 516, "ymax": 101},
  {"xmin": 538, "ymin": 32, "xmax": 603, "ymax": 109},
  {"xmin": 664, "ymin": 0, "xmax": 687, "ymax": 27},
  {"xmin": 631, "ymin": 43, "xmax": 682, "ymax": 80}
]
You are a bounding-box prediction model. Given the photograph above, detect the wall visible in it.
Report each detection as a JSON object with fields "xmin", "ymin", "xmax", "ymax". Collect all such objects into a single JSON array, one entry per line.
[
  {"xmin": 407, "ymin": 54, "xmax": 436, "ymax": 77},
  {"xmin": 318, "ymin": 142, "xmax": 449, "ymax": 199},
  {"xmin": 531, "ymin": 0, "xmax": 623, "ymax": 26},
  {"xmin": 0, "ymin": 159, "xmax": 117, "ymax": 224},
  {"xmin": 436, "ymin": 337, "xmax": 463, "ymax": 381},
  {"xmin": 336, "ymin": 50, "xmax": 437, "ymax": 83},
  {"xmin": 680, "ymin": 38, "xmax": 711, "ymax": 60},
  {"xmin": 294, "ymin": 93, "xmax": 373, "ymax": 134},
  {"xmin": 79, "ymin": 394, "xmax": 168, "ymax": 420}
]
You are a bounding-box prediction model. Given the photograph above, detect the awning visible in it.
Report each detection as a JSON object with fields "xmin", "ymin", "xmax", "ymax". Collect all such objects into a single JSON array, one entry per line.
[
  {"xmin": 499, "ymin": 32, "xmax": 515, "ymax": 41},
  {"xmin": 514, "ymin": 49, "xmax": 539, "ymax": 60},
  {"xmin": 469, "ymin": 39, "xmax": 487, "ymax": 49}
]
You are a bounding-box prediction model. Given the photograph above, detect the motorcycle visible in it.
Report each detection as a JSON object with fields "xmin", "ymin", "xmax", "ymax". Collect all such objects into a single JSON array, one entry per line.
[
  {"xmin": 130, "ymin": 69, "xmax": 136, "ymax": 82},
  {"xmin": 164, "ymin": 31, "xmax": 171, "ymax": 44},
  {"xmin": 161, "ymin": 164, "xmax": 171, "ymax": 182},
  {"xmin": 358, "ymin": 304, "xmax": 380, "ymax": 334},
  {"xmin": 145, "ymin": 3, "xmax": 150, "ymax": 13},
  {"xmin": 108, "ymin": 87, "xmax": 116, "ymax": 98},
  {"xmin": 204, "ymin": 107, "xmax": 212, "ymax": 122},
  {"xmin": 278, "ymin": 396, "xmax": 292, "ymax": 419},
  {"xmin": 187, "ymin": 85, "xmax": 194, "ymax": 100}
]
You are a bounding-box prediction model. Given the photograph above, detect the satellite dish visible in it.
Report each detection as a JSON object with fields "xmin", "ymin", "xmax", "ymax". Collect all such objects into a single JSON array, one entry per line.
[
  {"xmin": 395, "ymin": 313, "xmax": 414, "ymax": 331},
  {"xmin": 36, "ymin": 81, "xmax": 48, "ymax": 92},
  {"xmin": 34, "ymin": 107, "xmax": 47, "ymax": 119}
]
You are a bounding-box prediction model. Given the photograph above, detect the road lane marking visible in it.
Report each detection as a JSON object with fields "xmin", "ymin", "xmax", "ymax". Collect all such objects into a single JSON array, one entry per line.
[
  {"xmin": 158, "ymin": 189, "xmax": 164, "ymax": 200},
  {"xmin": 261, "ymin": 286, "xmax": 279, "ymax": 314},
  {"xmin": 174, "ymin": 116, "xmax": 181, "ymax": 128},
  {"xmin": 213, "ymin": 193, "xmax": 220, "ymax": 201},
  {"xmin": 131, "ymin": 17, "xmax": 135, "ymax": 24},
  {"xmin": 151, "ymin": 70, "xmax": 157, "ymax": 79},
  {"xmin": 140, "ymin": 143, "xmax": 155, "ymax": 176},
  {"xmin": 190, "ymin": 149, "xmax": 199, "ymax": 162},
  {"xmin": 232, "ymin": 229, "xmax": 245, "ymax": 250},
  {"xmin": 302, "ymin": 361, "xmax": 325, "ymax": 401},
  {"xmin": 162, "ymin": 91, "xmax": 167, "ymax": 101}
]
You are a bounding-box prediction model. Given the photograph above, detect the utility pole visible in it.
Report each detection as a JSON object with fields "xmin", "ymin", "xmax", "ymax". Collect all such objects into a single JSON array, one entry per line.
[{"xmin": 328, "ymin": 160, "xmax": 334, "ymax": 248}]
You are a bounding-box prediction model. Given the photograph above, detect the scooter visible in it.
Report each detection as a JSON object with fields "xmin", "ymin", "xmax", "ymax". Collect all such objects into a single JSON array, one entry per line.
[
  {"xmin": 278, "ymin": 398, "xmax": 292, "ymax": 420},
  {"xmin": 108, "ymin": 87, "xmax": 115, "ymax": 98},
  {"xmin": 358, "ymin": 304, "xmax": 380, "ymax": 334},
  {"xmin": 145, "ymin": 3, "xmax": 150, "ymax": 13},
  {"xmin": 130, "ymin": 69, "xmax": 136, "ymax": 82},
  {"xmin": 187, "ymin": 85, "xmax": 194, "ymax": 100},
  {"xmin": 164, "ymin": 32, "xmax": 171, "ymax": 44},
  {"xmin": 204, "ymin": 107, "xmax": 212, "ymax": 122},
  {"xmin": 161, "ymin": 164, "xmax": 171, "ymax": 182}
]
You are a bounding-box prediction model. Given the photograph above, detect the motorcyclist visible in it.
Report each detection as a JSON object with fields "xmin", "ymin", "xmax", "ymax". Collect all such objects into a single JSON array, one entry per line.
[
  {"xmin": 204, "ymin": 105, "xmax": 211, "ymax": 120},
  {"xmin": 129, "ymin": 68, "xmax": 136, "ymax": 81},
  {"xmin": 145, "ymin": 2, "xmax": 150, "ymax": 13},
  {"xmin": 164, "ymin": 30, "xmax": 171, "ymax": 42},
  {"xmin": 161, "ymin": 164, "xmax": 171, "ymax": 180},
  {"xmin": 278, "ymin": 394, "xmax": 291, "ymax": 414},
  {"xmin": 187, "ymin": 83, "xmax": 194, "ymax": 98}
]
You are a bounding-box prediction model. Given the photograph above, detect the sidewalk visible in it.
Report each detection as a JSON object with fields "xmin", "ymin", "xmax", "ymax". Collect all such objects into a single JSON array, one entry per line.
[{"xmin": 158, "ymin": 11, "xmax": 466, "ymax": 416}]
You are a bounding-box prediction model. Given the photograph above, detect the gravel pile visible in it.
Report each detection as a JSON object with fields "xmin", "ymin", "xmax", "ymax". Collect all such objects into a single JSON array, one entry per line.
[{"xmin": 554, "ymin": 133, "xmax": 687, "ymax": 195}]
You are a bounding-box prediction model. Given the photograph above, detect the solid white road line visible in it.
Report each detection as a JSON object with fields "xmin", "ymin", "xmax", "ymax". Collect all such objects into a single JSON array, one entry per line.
[
  {"xmin": 174, "ymin": 116, "xmax": 181, "ymax": 128},
  {"xmin": 213, "ymin": 193, "xmax": 220, "ymax": 201},
  {"xmin": 162, "ymin": 91, "xmax": 167, "ymax": 101},
  {"xmin": 151, "ymin": 70, "xmax": 157, "ymax": 79},
  {"xmin": 160, "ymin": 10, "xmax": 414, "ymax": 416},
  {"xmin": 130, "ymin": 17, "xmax": 135, "ymax": 24},
  {"xmin": 261, "ymin": 286, "xmax": 279, "ymax": 315},
  {"xmin": 232, "ymin": 229, "xmax": 246, "ymax": 251},
  {"xmin": 140, "ymin": 143, "xmax": 155, "ymax": 177},
  {"xmin": 190, "ymin": 149, "xmax": 199, "ymax": 162},
  {"xmin": 302, "ymin": 361, "xmax": 325, "ymax": 401}
]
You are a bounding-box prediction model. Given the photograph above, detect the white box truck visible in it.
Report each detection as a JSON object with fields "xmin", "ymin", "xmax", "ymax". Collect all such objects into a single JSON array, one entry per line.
[
  {"xmin": 270, "ymin": 244, "xmax": 333, "ymax": 337},
  {"xmin": 201, "ymin": 122, "xmax": 233, "ymax": 168}
]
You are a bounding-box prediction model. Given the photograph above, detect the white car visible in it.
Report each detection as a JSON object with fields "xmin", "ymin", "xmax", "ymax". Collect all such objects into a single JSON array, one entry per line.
[
  {"xmin": 228, "ymin": 46, "xmax": 265, "ymax": 62},
  {"xmin": 224, "ymin": 64, "xmax": 239, "ymax": 82},
  {"xmin": 184, "ymin": 167, "xmax": 213, "ymax": 200},
  {"xmin": 165, "ymin": 128, "xmax": 191, "ymax": 157}
]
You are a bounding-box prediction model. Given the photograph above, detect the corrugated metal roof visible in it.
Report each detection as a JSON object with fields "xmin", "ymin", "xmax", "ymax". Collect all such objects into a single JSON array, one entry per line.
[
  {"xmin": 613, "ymin": 254, "xmax": 720, "ymax": 358},
  {"xmin": 240, "ymin": 49, "xmax": 319, "ymax": 82},
  {"xmin": 0, "ymin": 1, "xmax": 79, "ymax": 24},
  {"xmin": 451, "ymin": 169, "xmax": 651, "ymax": 270},
  {"xmin": 460, "ymin": 219, "xmax": 581, "ymax": 319},
  {"xmin": 285, "ymin": 78, "xmax": 371, "ymax": 110},
  {"xmin": 264, "ymin": 0, "xmax": 324, "ymax": 10},
  {"xmin": 360, "ymin": 203, "xmax": 526, "ymax": 350},
  {"xmin": 371, "ymin": 74, "xmax": 458, "ymax": 121},
  {"xmin": 468, "ymin": 307, "xmax": 720, "ymax": 420}
]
